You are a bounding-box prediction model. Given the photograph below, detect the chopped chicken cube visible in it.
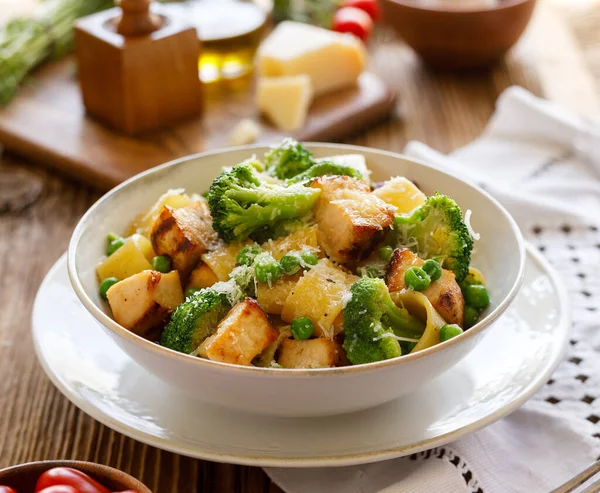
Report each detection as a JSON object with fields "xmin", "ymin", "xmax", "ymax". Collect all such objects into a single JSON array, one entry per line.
[
  {"xmin": 106, "ymin": 270, "xmax": 184, "ymax": 338},
  {"xmin": 311, "ymin": 176, "xmax": 395, "ymax": 264},
  {"xmin": 150, "ymin": 202, "xmax": 218, "ymax": 277},
  {"xmin": 277, "ymin": 338, "xmax": 341, "ymax": 369},
  {"xmin": 201, "ymin": 298, "xmax": 279, "ymax": 365}
]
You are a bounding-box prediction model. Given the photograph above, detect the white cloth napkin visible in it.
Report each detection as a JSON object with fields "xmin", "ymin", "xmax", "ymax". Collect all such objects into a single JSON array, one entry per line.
[{"xmin": 265, "ymin": 86, "xmax": 600, "ymax": 493}]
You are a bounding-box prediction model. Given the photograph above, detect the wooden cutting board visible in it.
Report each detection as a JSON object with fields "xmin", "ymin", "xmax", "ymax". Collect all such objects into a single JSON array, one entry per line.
[{"xmin": 0, "ymin": 57, "xmax": 396, "ymax": 190}]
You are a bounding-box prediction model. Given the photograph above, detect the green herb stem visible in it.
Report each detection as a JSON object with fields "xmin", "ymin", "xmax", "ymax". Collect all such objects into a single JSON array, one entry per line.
[{"xmin": 0, "ymin": 0, "xmax": 114, "ymax": 106}]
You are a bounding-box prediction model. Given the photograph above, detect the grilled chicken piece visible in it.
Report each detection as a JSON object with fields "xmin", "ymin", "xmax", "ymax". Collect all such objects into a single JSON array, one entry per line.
[
  {"xmin": 277, "ymin": 338, "xmax": 342, "ymax": 369},
  {"xmin": 311, "ymin": 176, "xmax": 395, "ymax": 264},
  {"xmin": 200, "ymin": 298, "xmax": 279, "ymax": 366},
  {"xmin": 106, "ymin": 270, "xmax": 184, "ymax": 338},
  {"xmin": 150, "ymin": 202, "xmax": 218, "ymax": 278},
  {"xmin": 386, "ymin": 248, "xmax": 465, "ymax": 326}
]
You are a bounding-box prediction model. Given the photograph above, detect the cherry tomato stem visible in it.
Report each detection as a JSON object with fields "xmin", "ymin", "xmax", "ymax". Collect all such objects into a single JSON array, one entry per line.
[{"xmin": 35, "ymin": 467, "xmax": 111, "ymax": 493}]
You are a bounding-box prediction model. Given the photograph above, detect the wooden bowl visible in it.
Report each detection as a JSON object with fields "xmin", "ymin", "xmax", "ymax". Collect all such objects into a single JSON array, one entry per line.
[
  {"xmin": 381, "ymin": 0, "xmax": 537, "ymax": 69},
  {"xmin": 0, "ymin": 460, "xmax": 152, "ymax": 493}
]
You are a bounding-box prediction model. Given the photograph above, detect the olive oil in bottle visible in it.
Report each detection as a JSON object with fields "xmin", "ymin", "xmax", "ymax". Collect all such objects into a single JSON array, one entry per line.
[{"xmin": 184, "ymin": 0, "xmax": 271, "ymax": 83}]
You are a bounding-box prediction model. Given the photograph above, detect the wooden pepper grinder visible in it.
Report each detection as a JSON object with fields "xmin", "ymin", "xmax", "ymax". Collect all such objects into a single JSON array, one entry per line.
[{"xmin": 74, "ymin": 0, "xmax": 203, "ymax": 135}]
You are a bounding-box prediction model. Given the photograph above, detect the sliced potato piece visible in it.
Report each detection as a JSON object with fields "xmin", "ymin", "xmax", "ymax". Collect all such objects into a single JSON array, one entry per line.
[
  {"xmin": 200, "ymin": 298, "xmax": 279, "ymax": 366},
  {"xmin": 281, "ymin": 258, "xmax": 358, "ymax": 339},
  {"xmin": 201, "ymin": 241, "xmax": 248, "ymax": 281},
  {"xmin": 127, "ymin": 190, "xmax": 194, "ymax": 238},
  {"xmin": 96, "ymin": 234, "xmax": 155, "ymax": 282},
  {"xmin": 261, "ymin": 225, "xmax": 319, "ymax": 261},
  {"xmin": 373, "ymin": 177, "xmax": 426, "ymax": 214},
  {"xmin": 150, "ymin": 202, "xmax": 219, "ymax": 277},
  {"xmin": 277, "ymin": 338, "xmax": 341, "ymax": 369},
  {"xmin": 256, "ymin": 274, "xmax": 301, "ymax": 315},
  {"xmin": 465, "ymin": 266, "xmax": 486, "ymax": 286},
  {"xmin": 106, "ymin": 270, "xmax": 184, "ymax": 337},
  {"xmin": 386, "ymin": 248, "xmax": 464, "ymax": 327},
  {"xmin": 187, "ymin": 263, "xmax": 219, "ymax": 290},
  {"xmin": 311, "ymin": 176, "xmax": 395, "ymax": 264}
]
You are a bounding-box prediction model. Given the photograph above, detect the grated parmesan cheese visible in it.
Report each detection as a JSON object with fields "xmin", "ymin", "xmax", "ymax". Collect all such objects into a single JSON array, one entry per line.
[
  {"xmin": 341, "ymin": 291, "xmax": 353, "ymax": 308},
  {"xmin": 464, "ymin": 209, "xmax": 480, "ymax": 241},
  {"xmin": 373, "ymin": 331, "xmax": 419, "ymax": 343}
]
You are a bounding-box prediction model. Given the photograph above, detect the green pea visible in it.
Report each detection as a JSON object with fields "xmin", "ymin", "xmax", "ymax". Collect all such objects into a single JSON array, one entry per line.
[
  {"xmin": 464, "ymin": 305, "xmax": 480, "ymax": 329},
  {"xmin": 254, "ymin": 254, "xmax": 282, "ymax": 285},
  {"xmin": 280, "ymin": 253, "xmax": 301, "ymax": 276},
  {"xmin": 106, "ymin": 237, "xmax": 126, "ymax": 256},
  {"xmin": 236, "ymin": 244, "xmax": 262, "ymax": 266},
  {"xmin": 440, "ymin": 324, "xmax": 464, "ymax": 342},
  {"xmin": 151, "ymin": 255, "xmax": 171, "ymax": 273},
  {"xmin": 300, "ymin": 251, "xmax": 318, "ymax": 267},
  {"xmin": 404, "ymin": 266, "xmax": 431, "ymax": 291},
  {"xmin": 185, "ymin": 288, "xmax": 201, "ymax": 299},
  {"xmin": 107, "ymin": 232, "xmax": 120, "ymax": 243},
  {"xmin": 463, "ymin": 284, "xmax": 490, "ymax": 309},
  {"xmin": 422, "ymin": 259, "xmax": 442, "ymax": 281},
  {"xmin": 378, "ymin": 246, "xmax": 394, "ymax": 261},
  {"xmin": 99, "ymin": 277, "xmax": 119, "ymax": 300},
  {"xmin": 291, "ymin": 317, "xmax": 314, "ymax": 340}
]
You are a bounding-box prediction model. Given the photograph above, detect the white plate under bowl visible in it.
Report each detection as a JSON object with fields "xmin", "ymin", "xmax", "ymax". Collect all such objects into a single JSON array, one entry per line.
[{"xmin": 33, "ymin": 245, "xmax": 568, "ymax": 468}]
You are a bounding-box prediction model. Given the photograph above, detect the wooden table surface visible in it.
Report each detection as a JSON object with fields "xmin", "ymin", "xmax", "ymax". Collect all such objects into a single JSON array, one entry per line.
[{"xmin": 1, "ymin": 1, "xmax": 599, "ymax": 491}]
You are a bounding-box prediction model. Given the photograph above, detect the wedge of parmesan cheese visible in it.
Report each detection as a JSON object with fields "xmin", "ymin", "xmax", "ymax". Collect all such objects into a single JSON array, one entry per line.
[
  {"xmin": 256, "ymin": 75, "xmax": 313, "ymax": 131},
  {"xmin": 256, "ymin": 21, "xmax": 366, "ymax": 96}
]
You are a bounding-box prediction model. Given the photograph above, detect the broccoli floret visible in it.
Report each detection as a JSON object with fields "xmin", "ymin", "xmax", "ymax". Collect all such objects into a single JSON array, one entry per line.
[
  {"xmin": 207, "ymin": 162, "xmax": 321, "ymax": 243},
  {"xmin": 342, "ymin": 278, "xmax": 425, "ymax": 365},
  {"xmin": 161, "ymin": 262, "xmax": 259, "ymax": 355},
  {"xmin": 286, "ymin": 161, "xmax": 363, "ymax": 184},
  {"xmin": 161, "ymin": 289, "xmax": 230, "ymax": 354},
  {"xmin": 390, "ymin": 193, "xmax": 473, "ymax": 282},
  {"xmin": 264, "ymin": 138, "xmax": 364, "ymax": 184},
  {"xmin": 250, "ymin": 219, "xmax": 306, "ymax": 244},
  {"xmin": 264, "ymin": 138, "xmax": 316, "ymax": 179}
]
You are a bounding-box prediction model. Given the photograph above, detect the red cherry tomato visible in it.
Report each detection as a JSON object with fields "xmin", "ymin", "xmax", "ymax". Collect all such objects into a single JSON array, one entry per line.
[
  {"xmin": 35, "ymin": 468, "xmax": 111, "ymax": 493},
  {"xmin": 0, "ymin": 487, "xmax": 18, "ymax": 493},
  {"xmin": 333, "ymin": 7, "xmax": 374, "ymax": 42},
  {"xmin": 37, "ymin": 487, "xmax": 79, "ymax": 493},
  {"xmin": 341, "ymin": 0, "xmax": 380, "ymax": 21}
]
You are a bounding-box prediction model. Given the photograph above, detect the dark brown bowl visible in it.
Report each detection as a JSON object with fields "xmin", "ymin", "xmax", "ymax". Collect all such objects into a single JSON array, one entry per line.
[
  {"xmin": 0, "ymin": 460, "xmax": 152, "ymax": 493},
  {"xmin": 381, "ymin": 0, "xmax": 537, "ymax": 69}
]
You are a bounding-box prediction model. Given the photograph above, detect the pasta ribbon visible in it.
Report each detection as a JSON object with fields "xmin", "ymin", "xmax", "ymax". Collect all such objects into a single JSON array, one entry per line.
[{"xmin": 391, "ymin": 291, "xmax": 447, "ymax": 353}]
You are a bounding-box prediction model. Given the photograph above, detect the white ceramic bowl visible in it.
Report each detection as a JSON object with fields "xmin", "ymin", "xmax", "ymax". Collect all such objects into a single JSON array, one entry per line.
[{"xmin": 68, "ymin": 144, "xmax": 525, "ymax": 417}]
